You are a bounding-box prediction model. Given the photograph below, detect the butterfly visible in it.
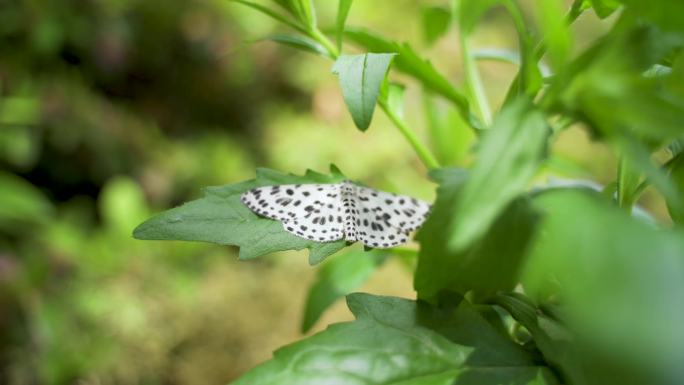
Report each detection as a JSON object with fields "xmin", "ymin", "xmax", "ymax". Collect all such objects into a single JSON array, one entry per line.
[{"xmin": 240, "ymin": 180, "xmax": 431, "ymax": 248}]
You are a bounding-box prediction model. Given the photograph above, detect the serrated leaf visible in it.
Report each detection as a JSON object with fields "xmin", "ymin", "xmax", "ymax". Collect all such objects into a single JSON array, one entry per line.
[
  {"xmin": 344, "ymin": 28, "xmax": 471, "ymax": 122},
  {"xmin": 335, "ymin": 0, "xmax": 353, "ymax": 50},
  {"xmin": 264, "ymin": 34, "xmax": 329, "ymax": 57},
  {"xmin": 449, "ymin": 99, "xmax": 549, "ymax": 251},
  {"xmin": 233, "ymin": 293, "xmax": 558, "ymax": 385},
  {"xmin": 332, "ymin": 53, "xmax": 396, "ymax": 131},
  {"xmin": 415, "ymin": 168, "xmax": 539, "ymax": 301},
  {"xmin": 301, "ymin": 249, "xmax": 388, "ymax": 332},
  {"xmin": 133, "ymin": 167, "xmax": 347, "ymax": 264}
]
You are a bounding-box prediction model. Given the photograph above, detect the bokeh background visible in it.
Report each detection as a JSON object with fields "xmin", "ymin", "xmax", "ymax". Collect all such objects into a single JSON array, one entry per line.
[{"xmin": 0, "ymin": 1, "xmax": 667, "ymax": 384}]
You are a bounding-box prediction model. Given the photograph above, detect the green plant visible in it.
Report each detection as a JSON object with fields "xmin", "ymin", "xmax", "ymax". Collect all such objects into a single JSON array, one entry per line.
[{"xmin": 134, "ymin": 1, "xmax": 684, "ymax": 384}]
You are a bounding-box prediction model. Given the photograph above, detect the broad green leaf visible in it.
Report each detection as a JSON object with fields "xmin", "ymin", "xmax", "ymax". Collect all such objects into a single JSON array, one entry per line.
[
  {"xmin": 233, "ymin": 293, "xmax": 558, "ymax": 385},
  {"xmin": 533, "ymin": 0, "xmax": 572, "ymax": 72},
  {"xmin": 494, "ymin": 293, "xmax": 587, "ymax": 385},
  {"xmin": 231, "ymin": 0, "xmax": 307, "ymax": 34},
  {"xmin": 524, "ymin": 189, "xmax": 684, "ymax": 380},
  {"xmin": 421, "ymin": 6, "xmax": 452, "ymax": 46},
  {"xmin": 415, "ymin": 168, "xmax": 539, "ymax": 301},
  {"xmin": 449, "ymin": 100, "xmax": 549, "ymax": 250},
  {"xmin": 301, "ymin": 249, "xmax": 388, "ymax": 332},
  {"xmin": 264, "ymin": 34, "xmax": 328, "ymax": 57},
  {"xmin": 0, "ymin": 171, "xmax": 53, "ymax": 230},
  {"xmin": 332, "ymin": 53, "xmax": 396, "ymax": 131},
  {"xmin": 335, "ymin": 0, "xmax": 353, "ymax": 50},
  {"xmin": 133, "ymin": 167, "xmax": 347, "ymax": 264},
  {"xmin": 344, "ymin": 28, "xmax": 471, "ymax": 123}
]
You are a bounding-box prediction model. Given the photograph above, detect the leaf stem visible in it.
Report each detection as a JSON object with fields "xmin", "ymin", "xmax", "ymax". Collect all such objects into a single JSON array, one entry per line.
[
  {"xmin": 379, "ymin": 100, "xmax": 440, "ymax": 169},
  {"xmin": 459, "ymin": 33, "xmax": 492, "ymax": 127},
  {"xmin": 309, "ymin": 27, "xmax": 340, "ymax": 59}
]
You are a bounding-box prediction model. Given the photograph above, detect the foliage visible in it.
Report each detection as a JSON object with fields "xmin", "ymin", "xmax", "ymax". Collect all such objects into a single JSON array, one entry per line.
[
  {"xmin": 2, "ymin": 0, "xmax": 684, "ymax": 384},
  {"xmin": 131, "ymin": 0, "xmax": 684, "ymax": 384}
]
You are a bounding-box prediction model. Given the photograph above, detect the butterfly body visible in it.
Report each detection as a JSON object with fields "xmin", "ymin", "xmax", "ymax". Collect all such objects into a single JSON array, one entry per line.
[{"xmin": 240, "ymin": 180, "xmax": 430, "ymax": 248}]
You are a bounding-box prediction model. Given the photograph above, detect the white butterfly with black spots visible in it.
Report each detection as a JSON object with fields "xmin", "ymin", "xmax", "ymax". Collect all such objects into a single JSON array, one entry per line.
[{"xmin": 240, "ymin": 180, "xmax": 431, "ymax": 248}]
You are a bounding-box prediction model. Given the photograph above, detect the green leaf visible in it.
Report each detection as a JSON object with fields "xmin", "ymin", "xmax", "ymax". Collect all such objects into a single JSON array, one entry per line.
[
  {"xmin": 616, "ymin": 155, "xmax": 642, "ymax": 208},
  {"xmin": 524, "ymin": 189, "xmax": 684, "ymax": 379},
  {"xmin": 382, "ymin": 81, "xmax": 406, "ymax": 120},
  {"xmin": 0, "ymin": 171, "xmax": 54, "ymax": 230},
  {"xmin": 301, "ymin": 249, "xmax": 388, "ymax": 333},
  {"xmin": 546, "ymin": 24, "xmax": 684, "ymax": 143},
  {"xmin": 332, "ymin": 53, "xmax": 396, "ymax": 131},
  {"xmin": 415, "ymin": 169, "xmax": 539, "ymax": 301},
  {"xmin": 335, "ymin": 0, "xmax": 353, "ymax": 50},
  {"xmin": 533, "ymin": 0, "xmax": 572, "ymax": 72},
  {"xmin": 233, "ymin": 293, "xmax": 558, "ymax": 385},
  {"xmin": 421, "ymin": 6, "xmax": 452, "ymax": 46},
  {"xmin": 583, "ymin": 0, "xmax": 621, "ymax": 19},
  {"xmin": 423, "ymin": 91, "xmax": 475, "ymax": 165},
  {"xmin": 449, "ymin": 100, "xmax": 549, "ymax": 251},
  {"xmin": 667, "ymin": 154, "xmax": 684, "ymax": 223},
  {"xmin": 619, "ymin": 0, "xmax": 684, "ymax": 34},
  {"xmin": 0, "ymin": 97, "xmax": 40, "ymax": 125},
  {"xmin": 344, "ymin": 28, "xmax": 471, "ymax": 123},
  {"xmin": 133, "ymin": 167, "xmax": 347, "ymax": 264},
  {"xmin": 494, "ymin": 293, "xmax": 588, "ymax": 385},
  {"xmin": 271, "ymin": 0, "xmax": 316, "ymax": 29},
  {"xmin": 457, "ymin": 0, "xmax": 503, "ymax": 36},
  {"xmin": 263, "ymin": 34, "xmax": 329, "ymax": 57},
  {"xmin": 231, "ymin": 0, "xmax": 308, "ymax": 34}
]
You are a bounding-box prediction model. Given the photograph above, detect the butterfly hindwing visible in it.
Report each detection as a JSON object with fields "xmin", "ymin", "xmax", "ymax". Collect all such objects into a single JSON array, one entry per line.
[
  {"xmin": 240, "ymin": 183, "xmax": 345, "ymax": 242},
  {"xmin": 354, "ymin": 186, "xmax": 431, "ymax": 248}
]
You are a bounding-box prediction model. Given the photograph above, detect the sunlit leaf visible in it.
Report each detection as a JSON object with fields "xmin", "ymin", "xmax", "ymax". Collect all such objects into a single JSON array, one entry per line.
[
  {"xmin": 133, "ymin": 167, "xmax": 347, "ymax": 264},
  {"xmin": 332, "ymin": 53, "xmax": 395, "ymax": 131},
  {"xmin": 415, "ymin": 169, "xmax": 539, "ymax": 301},
  {"xmin": 344, "ymin": 28, "xmax": 471, "ymax": 123},
  {"xmin": 449, "ymin": 99, "xmax": 549, "ymax": 250}
]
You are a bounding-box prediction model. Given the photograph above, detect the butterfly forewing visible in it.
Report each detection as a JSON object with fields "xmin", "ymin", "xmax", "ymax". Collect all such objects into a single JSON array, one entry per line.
[{"xmin": 240, "ymin": 183, "xmax": 345, "ymax": 242}]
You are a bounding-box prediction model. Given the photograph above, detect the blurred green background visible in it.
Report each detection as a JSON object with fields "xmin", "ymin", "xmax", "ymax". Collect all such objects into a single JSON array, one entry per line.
[{"xmin": 0, "ymin": 1, "xmax": 668, "ymax": 384}]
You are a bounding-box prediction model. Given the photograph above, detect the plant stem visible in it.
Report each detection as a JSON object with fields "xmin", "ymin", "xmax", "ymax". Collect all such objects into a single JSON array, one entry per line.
[
  {"xmin": 380, "ymin": 100, "xmax": 440, "ymax": 169},
  {"xmin": 309, "ymin": 26, "xmax": 441, "ymax": 170},
  {"xmin": 308, "ymin": 28, "xmax": 340, "ymax": 59},
  {"xmin": 459, "ymin": 33, "xmax": 492, "ymax": 127}
]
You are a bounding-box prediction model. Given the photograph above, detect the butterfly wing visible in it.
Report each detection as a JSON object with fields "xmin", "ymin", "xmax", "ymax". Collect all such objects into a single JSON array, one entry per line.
[
  {"xmin": 241, "ymin": 183, "xmax": 345, "ymax": 242},
  {"xmin": 354, "ymin": 186, "xmax": 431, "ymax": 248}
]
